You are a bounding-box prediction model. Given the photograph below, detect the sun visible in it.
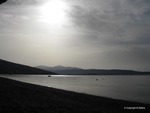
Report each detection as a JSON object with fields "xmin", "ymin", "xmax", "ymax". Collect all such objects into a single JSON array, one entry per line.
[{"xmin": 38, "ymin": 0, "xmax": 68, "ymax": 26}]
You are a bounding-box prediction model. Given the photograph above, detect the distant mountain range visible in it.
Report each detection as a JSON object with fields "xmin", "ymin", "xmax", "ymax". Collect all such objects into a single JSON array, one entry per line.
[
  {"xmin": 0, "ymin": 58, "xmax": 149, "ymax": 75},
  {"xmin": 36, "ymin": 65, "xmax": 150, "ymax": 75},
  {"xmin": 0, "ymin": 59, "xmax": 55, "ymax": 74}
]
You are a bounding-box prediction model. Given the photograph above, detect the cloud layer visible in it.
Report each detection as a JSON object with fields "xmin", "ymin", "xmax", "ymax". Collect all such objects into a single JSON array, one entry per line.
[
  {"xmin": 0, "ymin": 0, "xmax": 150, "ymax": 71},
  {"xmin": 65, "ymin": 0, "xmax": 150, "ymax": 70}
]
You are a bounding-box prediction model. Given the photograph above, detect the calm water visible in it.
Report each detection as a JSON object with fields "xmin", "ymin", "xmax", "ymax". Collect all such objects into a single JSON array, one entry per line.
[{"xmin": 1, "ymin": 75, "xmax": 150, "ymax": 104}]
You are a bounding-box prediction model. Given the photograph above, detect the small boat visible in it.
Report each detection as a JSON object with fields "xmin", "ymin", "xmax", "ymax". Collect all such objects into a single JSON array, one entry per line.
[{"xmin": 48, "ymin": 75, "xmax": 51, "ymax": 77}]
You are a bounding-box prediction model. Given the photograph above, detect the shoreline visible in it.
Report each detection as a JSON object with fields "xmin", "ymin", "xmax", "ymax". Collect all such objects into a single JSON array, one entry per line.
[{"xmin": 0, "ymin": 77, "xmax": 149, "ymax": 113}]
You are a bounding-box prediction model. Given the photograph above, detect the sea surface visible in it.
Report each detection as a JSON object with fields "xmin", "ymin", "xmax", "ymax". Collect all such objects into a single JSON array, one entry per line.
[{"xmin": 1, "ymin": 75, "xmax": 150, "ymax": 104}]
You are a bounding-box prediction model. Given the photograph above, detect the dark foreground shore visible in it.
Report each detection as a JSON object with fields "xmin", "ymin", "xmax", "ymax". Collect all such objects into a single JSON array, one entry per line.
[{"xmin": 0, "ymin": 77, "xmax": 149, "ymax": 113}]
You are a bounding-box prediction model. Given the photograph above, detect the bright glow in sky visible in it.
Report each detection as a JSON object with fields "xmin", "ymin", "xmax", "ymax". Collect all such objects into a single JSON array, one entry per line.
[{"xmin": 38, "ymin": 0, "xmax": 69, "ymax": 26}]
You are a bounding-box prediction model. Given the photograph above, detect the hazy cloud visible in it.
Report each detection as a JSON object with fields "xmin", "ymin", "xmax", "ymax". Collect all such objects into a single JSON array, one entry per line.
[
  {"xmin": 65, "ymin": 0, "xmax": 150, "ymax": 70},
  {"xmin": 69, "ymin": 0, "xmax": 150, "ymax": 36},
  {"xmin": 0, "ymin": 0, "xmax": 150, "ymax": 70}
]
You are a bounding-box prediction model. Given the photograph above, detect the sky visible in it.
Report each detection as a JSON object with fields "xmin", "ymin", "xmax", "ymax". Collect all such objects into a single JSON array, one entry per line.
[{"xmin": 0, "ymin": 0, "xmax": 150, "ymax": 71}]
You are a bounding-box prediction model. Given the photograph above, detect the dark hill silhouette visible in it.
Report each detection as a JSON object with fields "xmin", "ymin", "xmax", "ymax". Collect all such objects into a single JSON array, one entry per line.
[
  {"xmin": 0, "ymin": 59, "xmax": 56, "ymax": 74},
  {"xmin": 36, "ymin": 65, "xmax": 150, "ymax": 75}
]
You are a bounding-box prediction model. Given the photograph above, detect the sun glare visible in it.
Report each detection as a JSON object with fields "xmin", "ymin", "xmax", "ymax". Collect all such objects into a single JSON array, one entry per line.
[{"xmin": 38, "ymin": 0, "xmax": 68, "ymax": 26}]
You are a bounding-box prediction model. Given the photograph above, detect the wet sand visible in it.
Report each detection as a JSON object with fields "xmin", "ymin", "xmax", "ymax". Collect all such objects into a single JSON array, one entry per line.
[{"xmin": 0, "ymin": 77, "xmax": 149, "ymax": 113}]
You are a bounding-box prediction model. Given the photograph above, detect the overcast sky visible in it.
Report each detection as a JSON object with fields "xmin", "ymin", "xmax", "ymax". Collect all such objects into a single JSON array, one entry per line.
[{"xmin": 0, "ymin": 0, "xmax": 150, "ymax": 71}]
